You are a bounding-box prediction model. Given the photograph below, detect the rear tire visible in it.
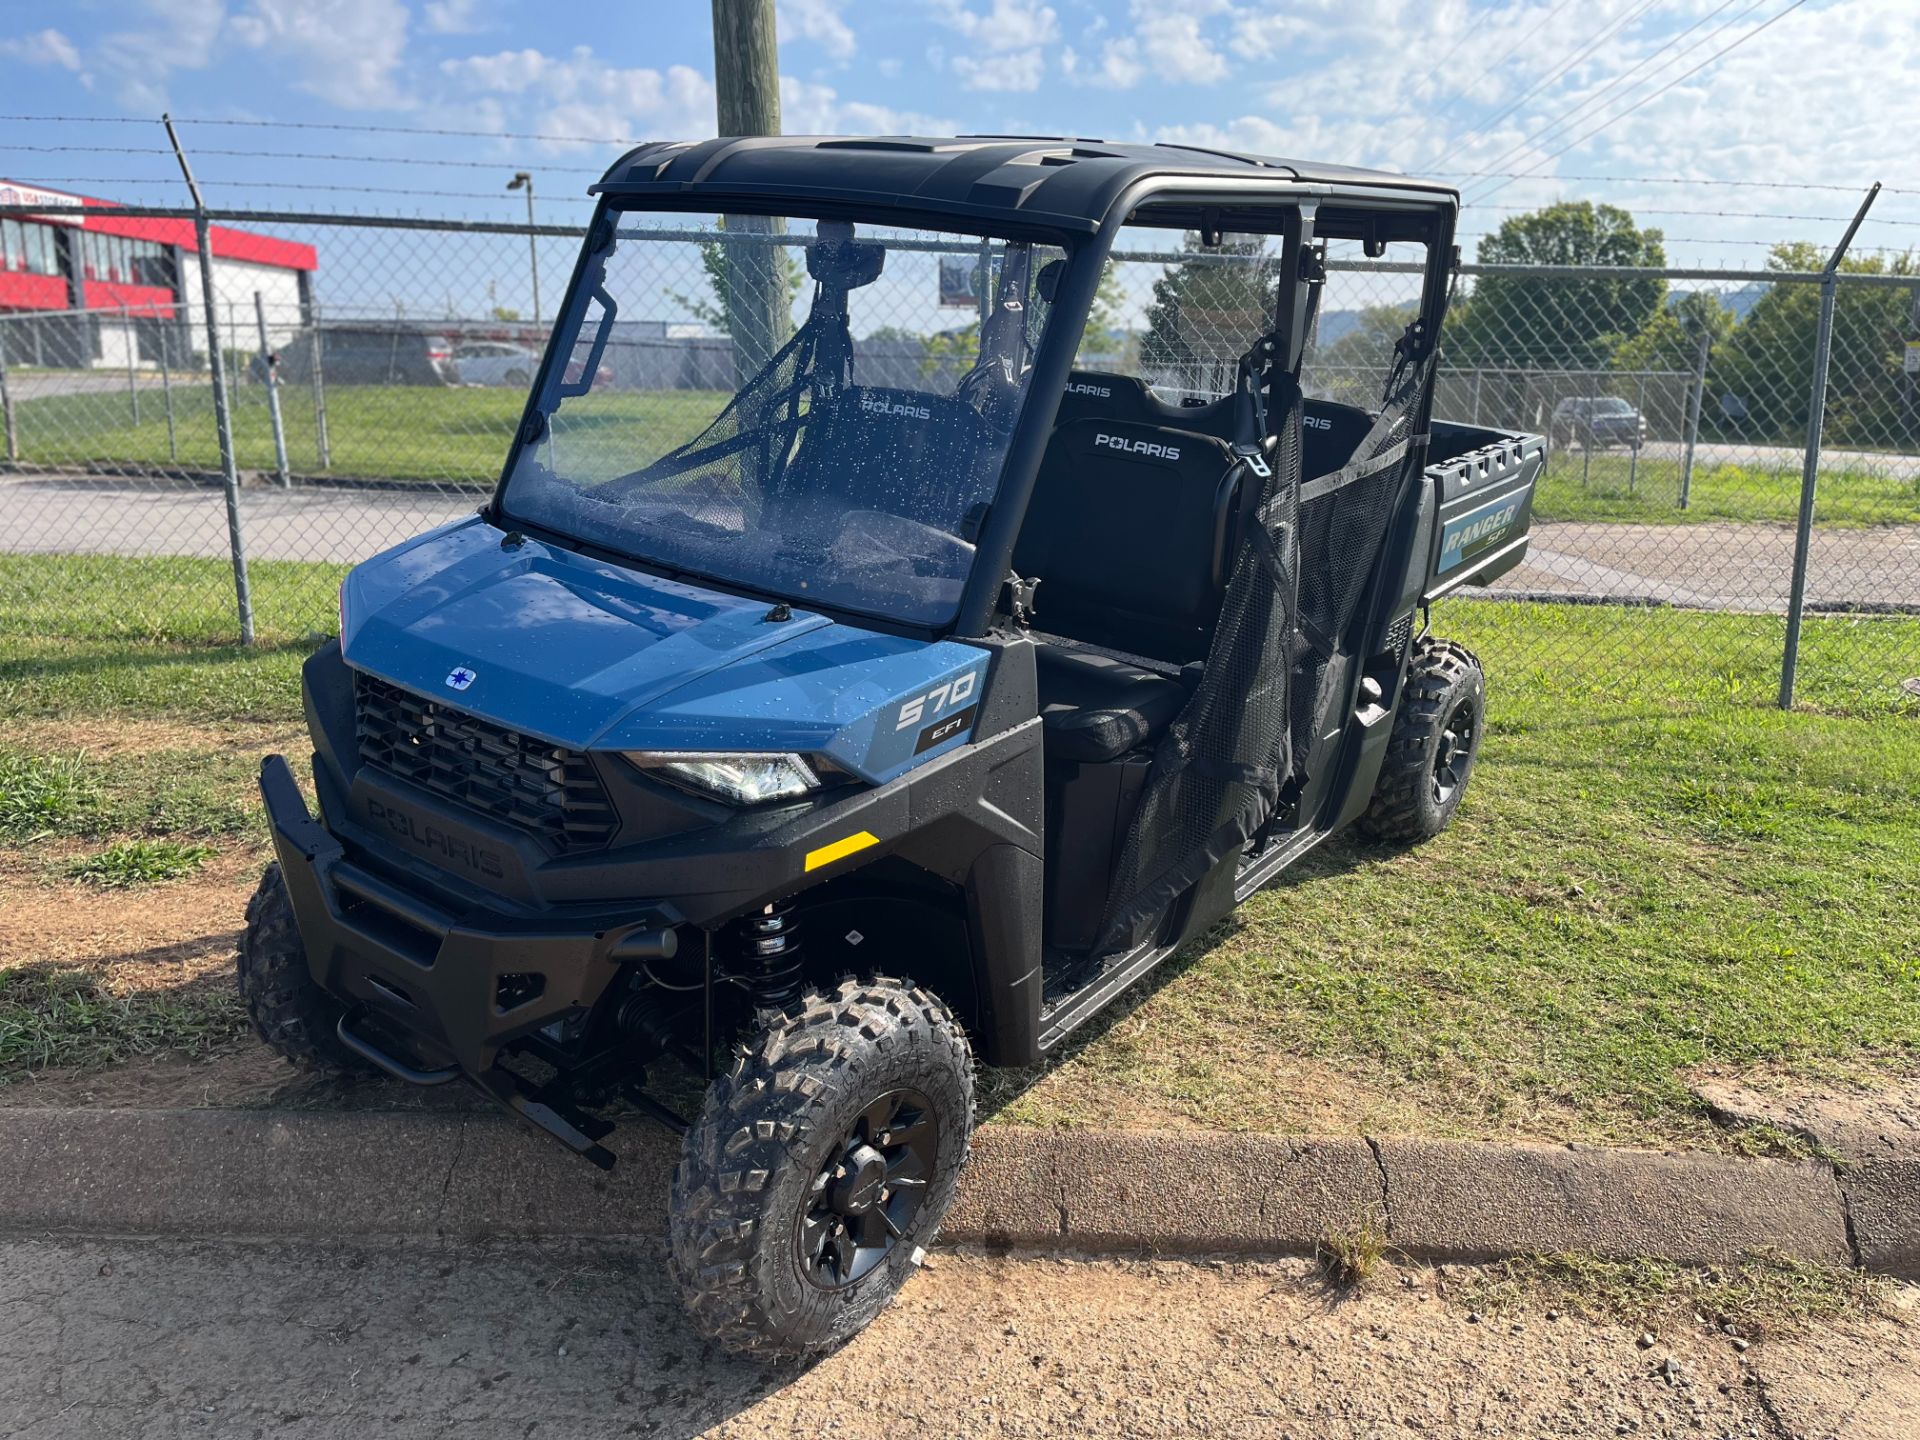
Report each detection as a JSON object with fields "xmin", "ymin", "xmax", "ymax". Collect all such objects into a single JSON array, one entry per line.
[
  {"xmin": 237, "ymin": 862, "xmax": 368, "ymax": 1074},
  {"xmin": 1361, "ymin": 638, "xmax": 1485, "ymax": 843},
  {"xmin": 669, "ymin": 977, "xmax": 974, "ymax": 1356}
]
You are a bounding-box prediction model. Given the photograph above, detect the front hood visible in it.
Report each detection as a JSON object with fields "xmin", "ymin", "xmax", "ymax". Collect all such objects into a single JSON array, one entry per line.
[{"xmin": 340, "ymin": 518, "xmax": 991, "ymax": 783}]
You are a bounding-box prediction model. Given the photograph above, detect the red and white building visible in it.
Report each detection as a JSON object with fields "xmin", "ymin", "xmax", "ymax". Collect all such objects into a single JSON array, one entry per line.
[{"xmin": 0, "ymin": 180, "xmax": 318, "ymax": 369}]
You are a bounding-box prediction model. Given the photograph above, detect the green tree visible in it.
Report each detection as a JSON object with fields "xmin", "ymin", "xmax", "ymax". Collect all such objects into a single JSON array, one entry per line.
[
  {"xmin": 1610, "ymin": 289, "xmax": 1734, "ymax": 374},
  {"xmin": 668, "ymin": 218, "xmax": 802, "ymax": 339},
  {"xmin": 1314, "ymin": 302, "xmax": 1417, "ymax": 373},
  {"xmin": 1141, "ymin": 233, "xmax": 1281, "ymax": 389},
  {"xmin": 1713, "ymin": 242, "xmax": 1919, "ymax": 444},
  {"xmin": 1445, "ymin": 202, "xmax": 1668, "ymax": 370}
]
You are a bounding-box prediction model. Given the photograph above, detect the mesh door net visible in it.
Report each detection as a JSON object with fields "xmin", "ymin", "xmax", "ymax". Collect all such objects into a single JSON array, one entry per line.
[
  {"xmin": 1291, "ymin": 348, "xmax": 1436, "ymax": 768},
  {"xmin": 1096, "ymin": 376, "xmax": 1304, "ymax": 954}
]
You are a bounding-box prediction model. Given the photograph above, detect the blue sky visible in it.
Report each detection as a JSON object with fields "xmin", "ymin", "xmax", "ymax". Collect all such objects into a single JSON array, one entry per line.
[{"xmin": 0, "ymin": 0, "xmax": 1914, "ymax": 267}]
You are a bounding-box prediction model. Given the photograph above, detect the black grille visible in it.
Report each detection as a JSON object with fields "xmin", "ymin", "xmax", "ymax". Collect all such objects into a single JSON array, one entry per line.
[{"xmin": 353, "ymin": 673, "xmax": 618, "ymax": 854}]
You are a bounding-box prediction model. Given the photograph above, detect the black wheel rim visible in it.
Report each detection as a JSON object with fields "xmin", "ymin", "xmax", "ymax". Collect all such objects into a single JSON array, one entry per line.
[
  {"xmin": 796, "ymin": 1087, "xmax": 939, "ymax": 1291},
  {"xmin": 1431, "ymin": 696, "xmax": 1477, "ymax": 805}
]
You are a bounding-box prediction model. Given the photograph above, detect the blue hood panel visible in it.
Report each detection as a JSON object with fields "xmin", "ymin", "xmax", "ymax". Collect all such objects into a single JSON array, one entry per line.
[{"xmin": 340, "ymin": 518, "xmax": 992, "ymax": 784}]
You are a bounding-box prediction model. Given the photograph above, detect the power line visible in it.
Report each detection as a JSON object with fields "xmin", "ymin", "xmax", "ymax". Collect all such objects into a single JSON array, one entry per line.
[
  {"xmin": 1433, "ymin": 0, "xmax": 1672, "ymax": 170},
  {"xmin": 1468, "ymin": 0, "xmax": 1813, "ymax": 204},
  {"xmin": 1464, "ymin": 0, "xmax": 1776, "ymax": 190},
  {"xmin": 1426, "ymin": 0, "xmax": 1591, "ymax": 137}
]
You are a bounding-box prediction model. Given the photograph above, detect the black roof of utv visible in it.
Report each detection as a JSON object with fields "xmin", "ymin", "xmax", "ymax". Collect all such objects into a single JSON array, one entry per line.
[{"xmin": 593, "ymin": 135, "xmax": 1458, "ymax": 236}]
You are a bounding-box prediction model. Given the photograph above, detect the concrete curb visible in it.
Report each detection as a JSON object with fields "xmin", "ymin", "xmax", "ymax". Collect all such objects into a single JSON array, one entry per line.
[{"xmin": 0, "ymin": 1108, "xmax": 1908, "ymax": 1275}]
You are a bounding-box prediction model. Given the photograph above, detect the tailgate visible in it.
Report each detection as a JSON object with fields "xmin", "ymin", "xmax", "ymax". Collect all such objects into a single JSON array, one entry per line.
[{"xmin": 1422, "ymin": 419, "xmax": 1544, "ymax": 600}]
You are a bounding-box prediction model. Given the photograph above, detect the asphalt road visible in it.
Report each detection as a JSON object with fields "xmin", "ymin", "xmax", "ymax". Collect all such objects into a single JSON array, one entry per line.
[
  {"xmin": 4, "ymin": 473, "xmax": 1916, "ymax": 612},
  {"xmin": 2, "ymin": 1238, "xmax": 1913, "ymax": 1439}
]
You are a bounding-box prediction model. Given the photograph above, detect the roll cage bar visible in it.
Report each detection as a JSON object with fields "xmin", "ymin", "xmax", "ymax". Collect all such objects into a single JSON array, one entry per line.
[{"xmin": 488, "ymin": 172, "xmax": 1457, "ymax": 643}]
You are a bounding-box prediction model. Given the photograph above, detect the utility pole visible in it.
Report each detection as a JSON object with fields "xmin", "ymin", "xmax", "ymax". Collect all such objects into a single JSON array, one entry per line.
[
  {"xmin": 711, "ymin": 0, "xmax": 788, "ymax": 388},
  {"xmin": 507, "ymin": 171, "xmax": 540, "ymax": 325}
]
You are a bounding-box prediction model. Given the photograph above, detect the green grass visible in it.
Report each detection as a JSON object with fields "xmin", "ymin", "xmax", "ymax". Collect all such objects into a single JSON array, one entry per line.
[
  {"xmin": 990, "ymin": 601, "xmax": 1920, "ymax": 1145},
  {"xmin": 1533, "ymin": 450, "xmax": 1920, "ymax": 527},
  {"xmin": 0, "ymin": 751, "xmax": 101, "ymax": 841},
  {"xmin": 0, "ymin": 744, "xmax": 263, "ymax": 842},
  {"xmin": 11, "ymin": 376, "xmax": 1919, "ymax": 525},
  {"xmin": 2, "ymin": 570, "xmax": 1919, "ymax": 1142},
  {"xmin": 10, "ymin": 383, "xmax": 725, "ymax": 485},
  {"xmin": 0, "ymin": 966, "xmax": 244, "ymax": 1076},
  {"xmin": 67, "ymin": 839, "xmax": 219, "ymax": 888}
]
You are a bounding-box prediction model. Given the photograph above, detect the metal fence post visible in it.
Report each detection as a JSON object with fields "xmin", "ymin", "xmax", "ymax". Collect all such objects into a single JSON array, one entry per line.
[
  {"xmin": 165, "ymin": 113, "xmax": 255, "ymax": 647},
  {"xmin": 254, "ymin": 291, "xmax": 291, "ymax": 487},
  {"xmin": 1781, "ymin": 183, "xmax": 1880, "ymax": 709},
  {"xmin": 125, "ymin": 305, "xmax": 141, "ymax": 427},
  {"xmin": 0, "ymin": 334, "xmax": 17, "ymax": 463},
  {"xmin": 1680, "ymin": 328, "xmax": 1708, "ymax": 511},
  {"xmin": 158, "ymin": 322, "xmax": 177, "ymax": 462},
  {"xmin": 1629, "ymin": 374, "xmax": 1645, "ymax": 495},
  {"xmin": 309, "ymin": 302, "xmax": 331, "ymax": 470}
]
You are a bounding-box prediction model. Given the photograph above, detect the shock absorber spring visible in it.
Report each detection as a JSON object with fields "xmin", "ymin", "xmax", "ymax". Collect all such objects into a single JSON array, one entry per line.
[{"xmin": 730, "ymin": 897, "xmax": 804, "ymax": 1011}]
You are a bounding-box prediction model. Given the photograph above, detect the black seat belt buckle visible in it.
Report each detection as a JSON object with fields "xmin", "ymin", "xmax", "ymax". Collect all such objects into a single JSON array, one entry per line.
[{"xmin": 1234, "ymin": 442, "xmax": 1272, "ymax": 479}]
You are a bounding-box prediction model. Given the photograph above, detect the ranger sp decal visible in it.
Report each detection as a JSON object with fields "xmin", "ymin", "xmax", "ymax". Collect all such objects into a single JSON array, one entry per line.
[{"xmin": 1438, "ymin": 496, "xmax": 1521, "ymax": 573}]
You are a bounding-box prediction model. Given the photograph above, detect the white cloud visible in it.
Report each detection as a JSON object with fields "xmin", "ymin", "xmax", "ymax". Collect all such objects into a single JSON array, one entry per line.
[
  {"xmin": 0, "ymin": 28, "xmax": 81, "ymax": 71},
  {"xmin": 779, "ymin": 76, "xmax": 955, "ymax": 135},
  {"xmin": 422, "ymin": 0, "xmax": 486, "ymax": 35},
  {"xmin": 950, "ymin": 48, "xmax": 1044, "ymax": 91},
  {"xmin": 928, "ymin": 0, "xmax": 1060, "ymax": 50},
  {"xmin": 1131, "ymin": 6, "xmax": 1228, "ymax": 84},
  {"xmin": 1074, "ymin": 36, "xmax": 1142, "ymax": 88},
  {"xmin": 443, "ymin": 46, "xmax": 716, "ymax": 147},
  {"xmin": 96, "ymin": 0, "xmax": 226, "ymax": 108},
  {"xmin": 230, "ymin": 0, "xmax": 412, "ymax": 109},
  {"xmin": 781, "ymin": 0, "xmax": 857, "ymax": 61}
]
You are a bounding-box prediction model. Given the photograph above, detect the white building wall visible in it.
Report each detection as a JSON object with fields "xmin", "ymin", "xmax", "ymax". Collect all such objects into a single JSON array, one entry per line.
[{"xmin": 177, "ymin": 250, "xmax": 307, "ymax": 356}]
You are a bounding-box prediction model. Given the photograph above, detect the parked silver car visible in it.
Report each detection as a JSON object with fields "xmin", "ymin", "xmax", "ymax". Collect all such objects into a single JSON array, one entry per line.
[
  {"xmin": 450, "ymin": 342, "xmax": 541, "ymax": 387},
  {"xmin": 452, "ymin": 342, "xmax": 614, "ymax": 389}
]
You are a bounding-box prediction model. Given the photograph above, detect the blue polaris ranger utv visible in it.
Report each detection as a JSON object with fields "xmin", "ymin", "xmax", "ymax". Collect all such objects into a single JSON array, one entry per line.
[{"xmin": 243, "ymin": 136, "xmax": 1540, "ymax": 1353}]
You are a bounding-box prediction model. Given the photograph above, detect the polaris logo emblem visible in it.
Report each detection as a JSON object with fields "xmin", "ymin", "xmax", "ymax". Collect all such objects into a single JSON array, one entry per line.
[
  {"xmin": 861, "ymin": 395, "xmax": 931, "ymax": 420},
  {"xmin": 1066, "ymin": 381, "xmax": 1111, "ymax": 398},
  {"xmin": 364, "ymin": 797, "xmax": 506, "ymax": 879},
  {"xmin": 445, "ymin": 666, "xmax": 477, "ymax": 692},
  {"xmin": 1095, "ymin": 432, "xmax": 1181, "ymax": 461},
  {"xmin": 1303, "ymin": 415, "xmax": 1333, "ymax": 431}
]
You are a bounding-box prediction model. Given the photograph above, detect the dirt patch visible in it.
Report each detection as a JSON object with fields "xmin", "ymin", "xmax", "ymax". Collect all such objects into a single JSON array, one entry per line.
[
  {"xmin": 0, "ymin": 1042, "xmax": 296, "ymax": 1109},
  {"xmin": 1690, "ymin": 1067, "xmax": 1920, "ymax": 1161},
  {"xmin": 3, "ymin": 716, "xmax": 303, "ymax": 759},
  {"xmin": 0, "ymin": 841, "xmax": 258, "ymax": 980}
]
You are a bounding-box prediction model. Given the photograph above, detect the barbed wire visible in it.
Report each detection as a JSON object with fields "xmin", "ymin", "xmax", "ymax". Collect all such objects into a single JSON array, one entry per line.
[
  {"xmin": 0, "ymin": 141, "xmax": 611, "ymax": 174},
  {"xmin": 0, "ymin": 175, "xmax": 597, "ymax": 203},
  {"xmin": 0, "ymin": 113, "xmax": 642, "ymax": 147}
]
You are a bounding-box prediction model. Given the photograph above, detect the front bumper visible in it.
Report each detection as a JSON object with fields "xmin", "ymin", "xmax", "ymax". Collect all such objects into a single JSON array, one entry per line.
[{"xmin": 260, "ymin": 753, "xmax": 675, "ymax": 1078}]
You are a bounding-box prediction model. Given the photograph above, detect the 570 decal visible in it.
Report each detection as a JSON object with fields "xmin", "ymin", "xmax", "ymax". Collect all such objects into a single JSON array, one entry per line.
[{"xmin": 895, "ymin": 669, "xmax": 979, "ymax": 730}]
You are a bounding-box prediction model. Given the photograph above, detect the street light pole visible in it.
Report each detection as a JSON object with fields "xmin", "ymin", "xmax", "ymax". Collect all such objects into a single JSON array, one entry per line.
[{"xmin": 507, "ymin": 171, "xmax": 540, "ymax": 325}]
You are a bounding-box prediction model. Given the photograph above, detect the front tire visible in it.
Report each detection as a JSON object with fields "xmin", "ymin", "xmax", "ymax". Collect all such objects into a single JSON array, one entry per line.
[
  {"xmin": 237, "ymin": 862, "xmax": 368, "ymax": 1074},
  {"xmin": 1361, "ymin": 638, "xmax": 1486, "ymax": 843},
  {"xmin": 669, "ymin": 978, "xmax": 974, "ymax": 1356}
]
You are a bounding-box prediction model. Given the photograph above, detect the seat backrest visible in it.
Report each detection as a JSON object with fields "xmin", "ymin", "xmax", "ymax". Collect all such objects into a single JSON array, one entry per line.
[
  {"xmin": 1013, "ymin": 417, "xmax": 1243, "ymax": 665},
  {"xmin": 784, "ymin": 385, "xmax": 993, "ymax": 533}
]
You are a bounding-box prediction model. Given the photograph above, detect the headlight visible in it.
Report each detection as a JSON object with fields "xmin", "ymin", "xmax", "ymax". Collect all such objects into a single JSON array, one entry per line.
[{"xmin": 627, "ymin": 752, "xmax": 822, "ymax": 805}]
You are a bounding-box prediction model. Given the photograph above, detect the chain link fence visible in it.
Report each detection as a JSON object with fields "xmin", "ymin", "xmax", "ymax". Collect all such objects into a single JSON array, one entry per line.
[{"xmin": 2, "ymin": 206, "xmax": 1916, "ymax": 711}]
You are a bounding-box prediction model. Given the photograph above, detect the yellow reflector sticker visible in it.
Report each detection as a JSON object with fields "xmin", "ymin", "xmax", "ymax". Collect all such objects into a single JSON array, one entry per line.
[{"xmin": 804, "ymin": 830, "xmax": 879, "ymax": 873}]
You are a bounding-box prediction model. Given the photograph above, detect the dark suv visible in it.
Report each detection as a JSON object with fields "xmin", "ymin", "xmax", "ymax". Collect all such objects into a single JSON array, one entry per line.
[{"xmin": 1551, "ymin": 395, "xmax": 1646, "ymax": 450}]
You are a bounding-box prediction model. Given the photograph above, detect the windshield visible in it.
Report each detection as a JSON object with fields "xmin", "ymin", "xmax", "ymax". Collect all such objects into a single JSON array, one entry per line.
[{"xmin": 499, "ymin": 211, "xmax": 1066, "ymax": 626}]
